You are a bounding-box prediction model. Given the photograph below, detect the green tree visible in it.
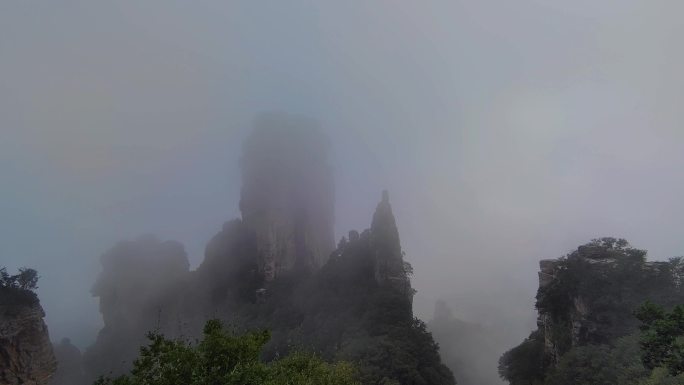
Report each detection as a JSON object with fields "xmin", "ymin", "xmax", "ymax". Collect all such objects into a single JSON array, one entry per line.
[
  {"xmin": 94, "ymin": 319, "xmax": 359, "ymax": 385},
  {"xmin": 17, "ymin": 267, "xmax": 39, "ymax": 290},
  {"xmin": 0, "ymin": 267, "xmax": 39, "ymax": 290},
  {"xmin": 0, "ymin": 267, "xmax": 17, "ymax": 288},
  {"xmin": 498, "ymin": 330, "xmax": 546, "ymax": 385},
  {"xmin": 639, "ymin": 367, "xmax": 684, "ymax": 385},
  {"xmin": 636, "ymin": 302, "xmax": 684, "ymax": 376},
  {"xmin": 544, "ymin": 334, "xmax": 648, "ymax": 385}
]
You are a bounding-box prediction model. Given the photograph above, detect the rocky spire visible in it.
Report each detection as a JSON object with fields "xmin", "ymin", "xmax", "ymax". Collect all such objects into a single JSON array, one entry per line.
[
  {"xmin": 239, "ymin": 113, "xmax": 335, "ymax": 281},
  {"xmin": 370, "ymin": 190, "xmax": 411, "ymax": 292}
]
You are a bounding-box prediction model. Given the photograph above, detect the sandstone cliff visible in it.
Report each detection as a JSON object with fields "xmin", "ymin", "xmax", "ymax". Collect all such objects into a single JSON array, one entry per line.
[
  {"xmin": 500, "ymin": 238, "xmax": 684, "ymax": 384},
  {"xmin": 0, "ymin": 288, "xmax": 56, "ymax": 385},
  {"xmin": 240, "ymin": 113, "xmax": 335, "ymax": 280},
  {"xmin": 534, "ymin": 239, "xmax": 684, "ymax": 363}
]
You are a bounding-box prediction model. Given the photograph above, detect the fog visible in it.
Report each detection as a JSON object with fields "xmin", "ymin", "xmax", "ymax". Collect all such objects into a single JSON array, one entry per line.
[{"xmin": 1, "ymin": 1, "xmax": 683, "ymax": 382}]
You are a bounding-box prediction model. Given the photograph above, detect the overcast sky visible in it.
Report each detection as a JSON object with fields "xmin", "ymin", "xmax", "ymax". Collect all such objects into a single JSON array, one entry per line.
[{"xmin": 1, "ymin": 0, "xmax": 683, "ymax": 350}]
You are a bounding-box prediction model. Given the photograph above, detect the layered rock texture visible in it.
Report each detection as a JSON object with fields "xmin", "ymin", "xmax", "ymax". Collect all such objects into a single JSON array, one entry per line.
[{"xmin": 0, "ymin": 288, "xmax": 56, "ymax": 385}]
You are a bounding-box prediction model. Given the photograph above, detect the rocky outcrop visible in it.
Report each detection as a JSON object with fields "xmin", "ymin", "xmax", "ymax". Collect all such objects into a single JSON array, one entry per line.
[
  {"xmin": 84, "ymin": 236, "xmax": 190, "ymax": 380},
  {"xmin": 536, "ymin": 259, "xmax": 592, "ymax": 362},
  {"xmin": 240, "ymin": 113, "xmax": 335, "ymax": 280},
  {"xmin": 82, "ymin": 117, "xmax": 337, "ymax": 379},
  {"xmin": 0, "ymin": 289, "xmax": 56, "ymax": 385},
  {"xmin": 500, "ymin": 238, "xmax": 684, "ymax": 384},
  {"xmin": 534, "ymin": 238, "xmax": 684, "ymax": 363},
  {"xmin": 370, "ymin": 190, "xmax": 412, "ymax": 297},
  {"xmin": 82, "ymin": 117, "xmax": 455, "ymax": 384}
]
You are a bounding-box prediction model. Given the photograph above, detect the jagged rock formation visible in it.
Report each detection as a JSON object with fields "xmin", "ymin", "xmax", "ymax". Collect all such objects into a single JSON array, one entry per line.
[
  {"xmin": 239, "ymin": 191, "xmax": 453, "ymax": 384},
  {"xmin": 500, "ymin": 238, "xmax": 684, "ymax": 384},
  {"xmin": 0, "ymin": 288, "xmax": 56, "ymax": 385},
  {"xmin": 534, "ymin": 239, "xmax": 684, "ymax": 363},
  {"xmin": 82, "ymin": 119, "xmax": 455, "ymax": 384},
  {"xmin": 240, "ymin": 113, "xmax": 335, "ymax": 281},
  {"xmin": 371, "ymin": 190, "xmax": 412, "ymax": 296}
]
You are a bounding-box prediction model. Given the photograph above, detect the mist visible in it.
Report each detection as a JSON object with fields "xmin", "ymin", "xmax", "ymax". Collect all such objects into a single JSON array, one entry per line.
[{"xmin": 1, "ymin": 1, "xmax": 683, "ymax": 384}]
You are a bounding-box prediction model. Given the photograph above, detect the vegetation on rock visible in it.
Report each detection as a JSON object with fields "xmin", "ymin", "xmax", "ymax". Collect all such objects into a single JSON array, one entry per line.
[
  {"xmin": 81, "ymin": 195, "xmax": 455, "ymax": 385},
  {"xmin": 0, "ymin": 267, "xmax": 39, "ymax": 306},
  {"xmin": 500, "ymin": 238, "xmax": 684, "ymax": 385},
  {"xmin": 94, "ymin": 319, "xmax": 359, "ymax": 385},
  {"xmin": 0, "ymin": 267, "xmax": 56, "ymax": 385}
]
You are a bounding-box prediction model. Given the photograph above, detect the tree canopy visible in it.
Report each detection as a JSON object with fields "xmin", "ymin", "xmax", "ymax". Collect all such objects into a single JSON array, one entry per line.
[
  {"xmin": 636, "ymin": 302, "xmax": 684, "ymax": 376},
  {"xmin": 0, "ymin": 267, "xmax": 39, "ymax": 291},
  {"xmin": 94, "ymin": 319, "xmax": 359, "ymax": 385}
]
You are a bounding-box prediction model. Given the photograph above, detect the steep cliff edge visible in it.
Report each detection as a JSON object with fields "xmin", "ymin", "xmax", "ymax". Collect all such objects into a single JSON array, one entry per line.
[
  {"xmin": 371, "ymin": 190, "xmax": 412, "ymax": 296},
  {"xmin": 240, "ymin": 113, "xmax": 335, "ymax": 281},
  {"xmin": 535, "ymin": 239, "xmax": 683, "ymax": 362},
  {"xmin": 0, "ymin": 287, "xmax": 56, "ymax": 385},
  {"xmin": 499, "ymin": 238, "xmax": 684, "ymax": 385}
]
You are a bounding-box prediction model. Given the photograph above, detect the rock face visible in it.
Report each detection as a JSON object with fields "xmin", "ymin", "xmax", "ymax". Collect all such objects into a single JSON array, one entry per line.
[
  {"xmin": 536, "ymin": 257, "xmax": 605, "ymax": 362},
  {"xmin": 370, "ymin": 190, "xmax": 412, "ymax": 297},
  {"xmin": 84, "ymin": 236, "xmax": 190, "ymax": 379},
  {"xmin": 536, "ymin": 259, "xmax": 583, "ymax": 362},
  {"xmin": 240, "ymin": 113, "xmax": 335, "ymax": 281},
  {"xmin": 0, "ymin": 289, "xmax": 56, "ymax": 385},
  {"xmin": 534, "ymin": 238, "xmax": 684, "ymax": 364},
  {"xmin": 500, "ymin": 238, "xmax": 684, "ymax": 384}
]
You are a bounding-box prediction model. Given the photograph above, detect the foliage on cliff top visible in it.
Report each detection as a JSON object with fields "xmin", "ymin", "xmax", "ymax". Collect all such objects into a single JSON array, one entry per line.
[
  {"xmin": 1, "ymin": 267, "xmax": 39, "ymax": 290},
  {"xmin": 501, "ymin": 238, "xmax": 684, "ymax": 385},
  {"xmin": 0, "ymin": 267, "xmax": 40, "ymax": 306},
  {"xmin": 535, "ymin": 238, "xmax": 683, "ymax": 344}
]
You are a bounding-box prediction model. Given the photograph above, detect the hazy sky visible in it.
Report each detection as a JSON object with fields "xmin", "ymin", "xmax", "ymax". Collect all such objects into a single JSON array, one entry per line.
[{"xmin": 1, "ymin": 0, "xmax": 683, "ymax": 350}]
